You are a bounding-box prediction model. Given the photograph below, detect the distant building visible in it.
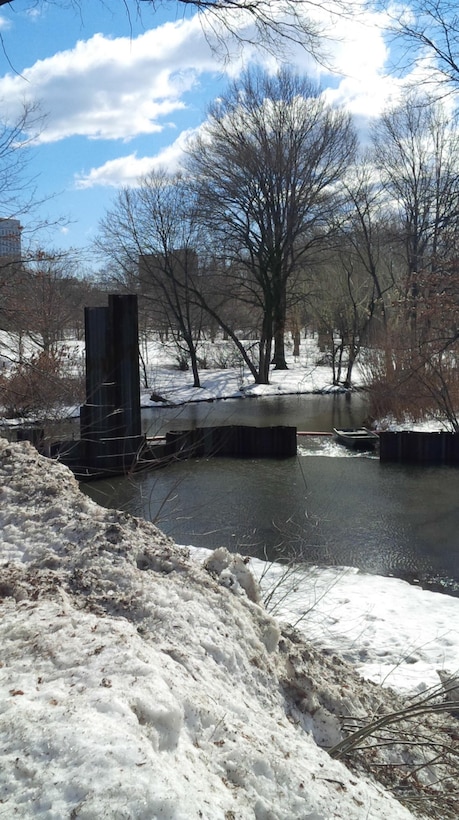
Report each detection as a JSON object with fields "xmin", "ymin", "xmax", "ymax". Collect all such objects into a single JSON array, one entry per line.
[{"xmin": 0, "ymin": 218, "xmax": 22, "ymax": 259}]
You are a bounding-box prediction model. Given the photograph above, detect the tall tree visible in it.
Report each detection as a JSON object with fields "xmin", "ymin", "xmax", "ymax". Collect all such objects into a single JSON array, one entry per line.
[
  {"xmin": 0, "ymin": 100, "xmax": 46, "ymax": 338},
  {"xmin": 0, "ymin": 100, "xmax": 42, "ymax": 223},
  {"xmin": 339, "ymin": 160, "xmax": 396, "ymax": 331},
  {"xmin": 186, "ymin": 67, "xmax": 356, "ymax": 382},
  {"xmin": 98, "ymin": 172, "xmax": 208, "ymax": 388},
  {"xmin": 363, "ymin": 93, "xmax": 459, "ymax": 425},
  {"xmin": 98, "ymin": 171, "xmax": 272, "ymax": 386},
  {"xmin": 330, "ymin": 160, "xmax": 398, "ymax": 381},
  {"xmin": 371, "ymin": 93, "xmax": 459, "ymax": 343},
  {"xmin": 14, "ymin": 250, "xmax": 88, "ymax": 353}
]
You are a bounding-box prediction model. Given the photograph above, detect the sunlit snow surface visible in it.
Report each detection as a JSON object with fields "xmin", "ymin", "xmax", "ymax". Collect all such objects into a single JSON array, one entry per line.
[
  {"xmin": 1, "ymin": 439, "xmax": 458, "ymax": 818},
  {"xmin": 255, "ymin": 562, "xmax": 459, "ymax": 694},
  {"xmin": 186, "ymin": 548, "xmax": 459, "ymax": 697}
]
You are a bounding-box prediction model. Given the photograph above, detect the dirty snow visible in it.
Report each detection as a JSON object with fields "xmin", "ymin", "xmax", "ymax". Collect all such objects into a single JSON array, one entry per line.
[{"xmin": 2, "ymin": 437, "xmax": 452, "ymax": 820}]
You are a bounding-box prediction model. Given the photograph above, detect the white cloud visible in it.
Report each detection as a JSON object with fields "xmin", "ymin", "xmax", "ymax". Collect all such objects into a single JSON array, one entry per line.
[
  {"xmin": 273, "ymin": 0, "xmax": 422, "ymax": 120},
  {"xmin": 74, "ymin": 127, "xmax": 197, "ymax": 188},
  {"xmin": 72, "ymin": 3, "xmax": 401, "ymax": 191},
  {"xmin": 308, "ymin": 6, "xmax": 399, "ymax": 116},
  {"xmin": 0, "ymin": 0, "xmax": 405, "ymax": 148},
  {"xmin": 0, "ymin": 18, "xmax": 220, "ymax": 143},
  {"xmin": 0, "ymin": 13, "xmax": 12, "ymax": 32},
  {"xmin": 0, "ymin": 0, "xmax": 424, "ymax": 200}
]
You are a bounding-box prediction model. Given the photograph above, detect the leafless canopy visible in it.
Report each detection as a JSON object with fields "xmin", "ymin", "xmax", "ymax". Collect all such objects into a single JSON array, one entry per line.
[
  {"xmin": 0, "ymin": 0, "xmax": 341, "ymax": 60},
  {"xmin": 155, "ymin": 0, "xmax": 325, "ymax": 55},
  {"xmin": 0, "ymin": 101, "xmax": 43, "ymax": 220},
  {"xmin": 382, "ymin": 0, "xmax": 459, "ymax": 91}
]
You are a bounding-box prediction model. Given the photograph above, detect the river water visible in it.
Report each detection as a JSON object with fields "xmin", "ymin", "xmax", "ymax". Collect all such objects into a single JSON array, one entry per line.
[{"xmin": 81, "ymin": 394, "xmax": 459, "ymax": 597}]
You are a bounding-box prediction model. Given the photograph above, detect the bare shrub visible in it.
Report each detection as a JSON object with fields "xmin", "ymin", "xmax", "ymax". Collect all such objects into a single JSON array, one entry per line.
[
  {"xmin": 0, "ymin": 348, "xmax": 85, "ymax": 418},
  {"xmin": 363, "ymin": 334, "xmax": 459, "ymax": 430},
  {"xmin": 329, "ymin": 680, "xmax": 459, "ymax": 819}
]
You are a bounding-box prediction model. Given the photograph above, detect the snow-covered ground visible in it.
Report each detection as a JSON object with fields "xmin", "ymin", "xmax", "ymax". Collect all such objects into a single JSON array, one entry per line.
[
  {"xmin": 140, "ymin": 336, "xmax": 349, "ymax": 406},
  {"xmin": 1, "ymin": 334, "xmax": 458, "ymax": 817},
  {"xmin": 1, "ymin": 437, "xmax": 459, "ymax": 819}
]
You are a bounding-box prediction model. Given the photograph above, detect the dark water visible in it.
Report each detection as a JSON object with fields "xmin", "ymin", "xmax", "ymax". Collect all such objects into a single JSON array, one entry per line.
[
  {"xmin": 139, "ymin": 391, "xmax": 369, "ymax": 436},
  {"xmin": 82, "ymin": 394, "xmax": 459, "ymax": 597}
]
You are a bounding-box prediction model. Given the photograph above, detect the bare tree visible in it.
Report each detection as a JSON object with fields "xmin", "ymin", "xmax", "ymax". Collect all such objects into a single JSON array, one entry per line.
[
  {"xmin": 186, "ymin": 67, "xmax": 356, "ymax": 383},
  {"xmin": 383, "ymin": 0, "xmax": 459, "ymax": 92},
  {"xmin": 0, "ymin": 100, "xmax": 48, "ymax": 337},
  {"xmin": 323, "ymin": 160, "xmax": 399, "ymax": 383},
  {"xmin": 98, "ymin": 169, "xmax": 273, "ymax": 386},
  {"xmin": 98, "ymin": 172, "xmax": 209, "ymax": 387},
  {"xmin": 362, "ymin": 93, "xmax": 459, "ymax": 424},
  {"xmin": 339, "ymin": 161, "xmax": 396, "ymax": 331},
  {"xmin": 371, "ymin": 93, "xmax": 459, "ymax": 339},
  {"xmin": 14, "ymin": 250, "xmax": 89, "ymax": 353},
  {"xmin": 0, "ymin": 248, "xmax": 91, "ymax": 418},
  {"xmin": 0, "ymin": 100, "xmax": 43, "ymax": 218},
  {"xmin": 309, "ymin": 244, "xmax": 380, "ymax": 388},
  {"xmin": 0, "ymin": 97, "xmax": 71, "ymax": 320}
]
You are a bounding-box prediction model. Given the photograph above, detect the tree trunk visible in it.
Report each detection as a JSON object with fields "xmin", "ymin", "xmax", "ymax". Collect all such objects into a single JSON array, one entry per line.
[
  {"xmin": 292, "ymin": 329, "xmax": 300, "ymax": 358},
  {"xmin": 257, "ymin": 315, "xmax": 272, "ymax": 384},
  {"xmin": 271, "ymin": 287, "xmax": 288, "ymax": 369},
  {"xmin": 139, "ymin": 348, "xmax": 149, "ymax": 389},
  {"xmin": 258, "ymin": 339, "xmax": 272, "ymax": 384},
  {"xmin": 343, "ymin": 347, "xmax": 356, "ymax": 388},
  {"xmin": 271, "ymin": 328, "xmax": 288, "ymax": 369},
  {"xmin": 187, "ymin": 341, "xmax": 201, "ymax": 388}
]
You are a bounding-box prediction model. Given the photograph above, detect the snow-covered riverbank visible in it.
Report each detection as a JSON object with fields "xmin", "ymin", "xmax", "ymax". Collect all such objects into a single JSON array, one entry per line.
[
  {"xmin": 1, "ymin": 437, "xmax": 459, "ymax": 818},
  {"xmin": 141, "ymin": 342, "xmax": 347, "ymax": 406}
]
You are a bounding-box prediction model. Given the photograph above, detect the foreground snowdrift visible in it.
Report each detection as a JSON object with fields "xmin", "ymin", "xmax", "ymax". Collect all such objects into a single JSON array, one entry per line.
[{"xmin": 0, "ymin": 439, "xmax": 419, "ymax": 818}]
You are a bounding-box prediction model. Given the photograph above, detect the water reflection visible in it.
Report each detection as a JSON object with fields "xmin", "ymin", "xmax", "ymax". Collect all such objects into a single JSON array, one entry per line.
[{"xmin": 140, "ymin": 392, "xmax": 369, "ymax": 437}]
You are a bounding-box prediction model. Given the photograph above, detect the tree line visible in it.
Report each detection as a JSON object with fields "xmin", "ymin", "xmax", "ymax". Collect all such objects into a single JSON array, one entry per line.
[
  {"xmin": 95, "ymin": 67, "xmax": 459, "ymax": 427},
  {"xmin": 2, "ymin": 68, "xmax": 459, "ymax": 428}
]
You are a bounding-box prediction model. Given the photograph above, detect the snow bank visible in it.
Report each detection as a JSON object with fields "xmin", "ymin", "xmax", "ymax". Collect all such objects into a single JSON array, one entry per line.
[{"xmin": 0, "ymin": 438, "xmax": 433, "ymax": 818}]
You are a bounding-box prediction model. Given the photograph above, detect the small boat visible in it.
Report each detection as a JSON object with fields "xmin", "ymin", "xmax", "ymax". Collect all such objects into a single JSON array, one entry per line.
[{"xmin": 333, "ymin": 427, "xmax": 379, "ymax": 451}]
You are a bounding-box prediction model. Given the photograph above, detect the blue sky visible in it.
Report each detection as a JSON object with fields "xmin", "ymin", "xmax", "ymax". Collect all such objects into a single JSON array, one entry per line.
[{"xmin": 0, "ymin": 0, "xmax": 417, "ymax": 267}]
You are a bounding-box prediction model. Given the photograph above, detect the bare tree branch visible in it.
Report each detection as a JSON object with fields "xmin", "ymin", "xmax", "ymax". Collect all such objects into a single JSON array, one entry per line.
[
  {"xmin": 0, "ymin": 0, "xmax": 352, "ymax": 61},
  {"xmin": 380, "ymin": 0, "xmax": 459, "ymax": 92}
]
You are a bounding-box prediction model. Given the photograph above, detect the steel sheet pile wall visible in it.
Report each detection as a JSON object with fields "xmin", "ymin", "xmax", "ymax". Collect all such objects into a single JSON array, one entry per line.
[
  {"xmin": 379, "ymin": 431, "xmax": 459, "ymax": 464},
  {"xmin": 165, "ymin": 426, "xmax": 297, "ymax": 459},
  {"xmin": 80, "ymin": 294, "xmax": 144, "ymax": 474}
]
